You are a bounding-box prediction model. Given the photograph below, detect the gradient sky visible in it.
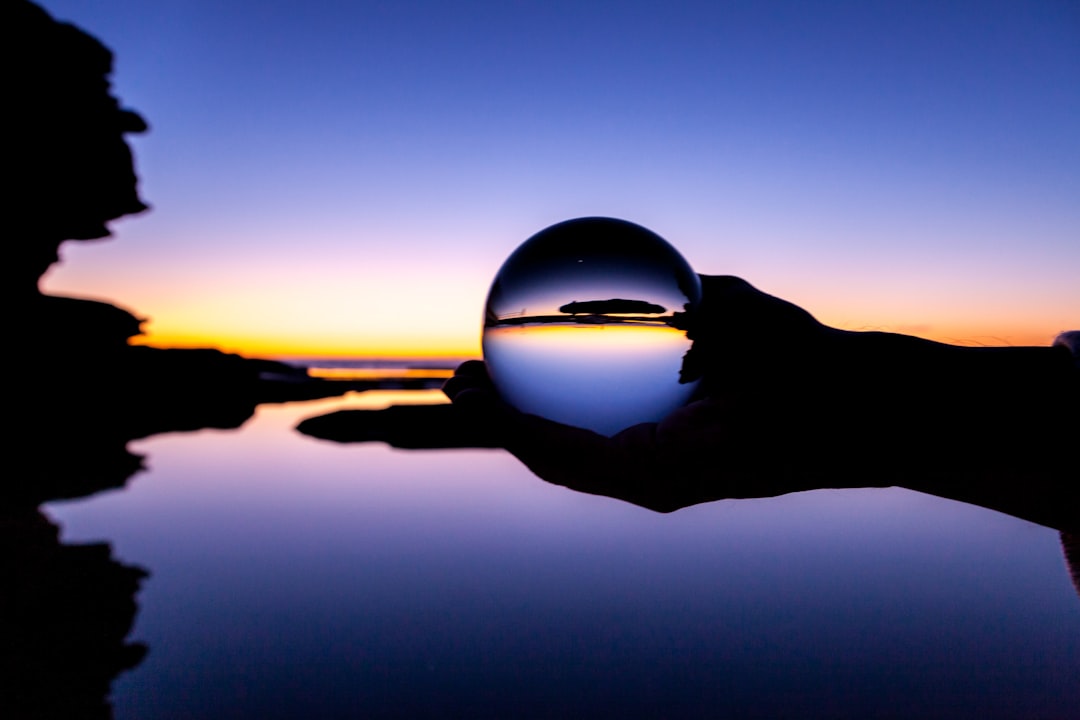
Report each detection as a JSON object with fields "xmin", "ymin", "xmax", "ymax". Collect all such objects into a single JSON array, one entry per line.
[{"xmin": 39, "ymin": 0, "xmax": 1079, "ymax": 357}]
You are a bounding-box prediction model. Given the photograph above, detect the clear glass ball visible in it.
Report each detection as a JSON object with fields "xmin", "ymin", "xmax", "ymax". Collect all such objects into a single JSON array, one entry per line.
[{"xmin": 482, "ymin": 217, "xmax": 701, "ymax": 436}]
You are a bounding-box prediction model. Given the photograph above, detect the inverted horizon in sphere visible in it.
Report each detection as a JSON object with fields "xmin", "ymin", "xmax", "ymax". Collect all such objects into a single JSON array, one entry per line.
[{"xmin": 483, "ymin": 217, "xmax": 701, "ymax": 435}]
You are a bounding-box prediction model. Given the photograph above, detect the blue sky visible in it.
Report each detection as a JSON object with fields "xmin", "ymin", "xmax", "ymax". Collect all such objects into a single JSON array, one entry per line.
[{"xmin": 39, "ymin": 0, "xmax": 1079, "ymax": 355}]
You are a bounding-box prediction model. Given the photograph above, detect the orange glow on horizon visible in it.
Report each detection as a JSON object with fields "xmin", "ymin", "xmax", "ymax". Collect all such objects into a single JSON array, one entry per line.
[
  {"xmin": 483, "ymin": 322, "xmax": 691, "ymax": 354},
  {"xmin": 129, "ymin": 317, "xmax": 1073, "ymax": 361},
  {"xmin": 821, "ymin": 321, "xmax": 1073, "ymax": 349},
  {"xmin": 307, "ymin": 367, "xmax": 455, "ymax": 380},
  {"xmin": 130, "ymin": 331, "xmax": 482, "ymax": 361}
]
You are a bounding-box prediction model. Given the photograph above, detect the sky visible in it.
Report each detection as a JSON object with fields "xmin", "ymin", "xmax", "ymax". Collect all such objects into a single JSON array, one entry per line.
[{"xmin": 38, "ymin": 0, "xmax": 1079, "ymax": 358}]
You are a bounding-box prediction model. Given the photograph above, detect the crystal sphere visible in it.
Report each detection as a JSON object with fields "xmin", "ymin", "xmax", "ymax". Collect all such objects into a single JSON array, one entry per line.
[{"xmin": 482, "ymin": 217, "xmax": 701, "ymax": 436}]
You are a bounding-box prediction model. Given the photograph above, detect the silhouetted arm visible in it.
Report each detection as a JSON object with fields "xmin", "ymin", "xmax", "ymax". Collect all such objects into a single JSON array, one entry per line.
[
  {"xmin": 300, "ymin": 278, "xmax": 1078, "ymax": 530},
  {"xmin": 443, "ymin": 285, "xmax": 1080, "ymax": 528}
]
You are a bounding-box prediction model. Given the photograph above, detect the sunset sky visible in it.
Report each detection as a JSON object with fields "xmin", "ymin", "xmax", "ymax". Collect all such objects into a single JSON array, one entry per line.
[{"xmin": 39, "ymin": 0, "xmax": 1079, "ymax": 358}]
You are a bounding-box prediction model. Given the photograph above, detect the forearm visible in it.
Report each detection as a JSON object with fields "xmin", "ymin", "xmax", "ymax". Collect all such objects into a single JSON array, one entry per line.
[
  {"xmin": 820, "ymin": 327, "xmax": 1071, "ymax": 443},
  {"xmin": 824, "ymin": 329, "xmax": 1079, "ymax": 529}
]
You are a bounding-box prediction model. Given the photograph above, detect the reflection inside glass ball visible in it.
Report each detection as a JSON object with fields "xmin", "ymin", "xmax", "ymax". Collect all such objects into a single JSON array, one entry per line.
[{"xmin": 482, "ymin": 217, "xmax": 701, "ymax": 436}]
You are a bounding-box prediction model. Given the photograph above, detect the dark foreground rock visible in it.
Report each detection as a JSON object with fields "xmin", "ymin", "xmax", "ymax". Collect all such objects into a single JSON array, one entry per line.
[{"xmin": 0, "ymin": 509, "xmax": 147, "ymax": 720}]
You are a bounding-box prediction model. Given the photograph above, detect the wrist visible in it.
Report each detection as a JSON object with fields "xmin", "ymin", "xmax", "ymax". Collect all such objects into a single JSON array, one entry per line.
[{"xmin": 818, "ymin": 329, "xmax": 1077, "ymax": 469}]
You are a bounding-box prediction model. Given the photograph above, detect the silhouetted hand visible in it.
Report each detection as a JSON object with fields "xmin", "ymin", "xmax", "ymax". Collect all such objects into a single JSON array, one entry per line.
[
  {"xmin": 442, "ymin": 359, "xmax": 822, "ymax": 512},
  {"xmin": 440, "ymin": 275, "xmax": 847, "ymax": 511},
  {"xmin": 443, "ymin": 276, "xmax": 1080, "ymax": 528},
  {"xmin": 301, "ymin": 275, "xmax": 1079, "ymax": 530}
]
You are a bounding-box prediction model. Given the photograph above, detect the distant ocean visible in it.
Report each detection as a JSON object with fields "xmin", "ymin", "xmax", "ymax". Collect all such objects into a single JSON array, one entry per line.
[{"xmin": 276, "ymin": 356, "xmax": 471, "ymax": 382}]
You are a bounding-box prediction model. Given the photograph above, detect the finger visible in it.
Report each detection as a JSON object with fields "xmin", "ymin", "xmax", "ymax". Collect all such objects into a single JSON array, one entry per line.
[
  {"xmin": 442, "ymin": 373, "xmax": 493, "ymax": 403},
  {"xmin": 442, "ymin": 360, "xmax": 495, "ymax": 400},
  {"xmin": 453, "ymin": 359, "xmax": 489, "ymax": 378}
]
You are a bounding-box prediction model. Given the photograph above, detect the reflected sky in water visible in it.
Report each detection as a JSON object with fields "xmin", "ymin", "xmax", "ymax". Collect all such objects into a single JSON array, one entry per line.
[{"xmin": 45, "ymin": 393, "xmax": 1080, "ymax": 720}]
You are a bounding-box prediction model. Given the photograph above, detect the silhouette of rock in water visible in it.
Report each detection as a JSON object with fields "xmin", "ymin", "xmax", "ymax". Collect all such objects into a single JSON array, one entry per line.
[
  {"xmin": 5, "ymin": 0, "xmax": 359, "ymax": 508},
  {"xmin": 4, "ymin": 4, "xmax": 359, "ymax": 713},
  {"xmin": 7, "ymin": 0, "xmax": 149, "ymax": 292},
  {"xmin": 558, "ymin": 299, "xmax": 667, "ymax": 315},
  {"xmin": 0, "ymin": 508, "xmax": 147, "ymax": 720}
]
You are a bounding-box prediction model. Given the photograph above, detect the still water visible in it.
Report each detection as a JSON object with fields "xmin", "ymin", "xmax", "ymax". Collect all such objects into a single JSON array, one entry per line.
[{"xmin": 44, "ymin": 390, "xmax": 1079, "ymax": 719}]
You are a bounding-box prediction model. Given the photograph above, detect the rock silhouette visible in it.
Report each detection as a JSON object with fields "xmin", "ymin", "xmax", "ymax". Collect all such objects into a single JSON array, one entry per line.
[
  {"xmin": 1, "ymin": 508, "xmax": 147, "ymax": 720},
  {"xmin": 6, "ymin": 0, "xmax": 367, "ymax": 507},
  {"xmin": 4, "ymin": 3, "xmax": 357, "ymax": 715},
  {"xmin": 558, "ymin": 299, "xmax": 667, "ymax": 315}
]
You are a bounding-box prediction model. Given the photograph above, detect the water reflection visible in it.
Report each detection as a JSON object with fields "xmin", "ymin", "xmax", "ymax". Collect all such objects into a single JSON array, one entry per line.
[
  {"xmin": 50, "ymin": 399, "xmax": 1080, "ymax": 719},
  {"xmin": 2, "ymin": 508, "xmax": 147, "ymax": 719}
]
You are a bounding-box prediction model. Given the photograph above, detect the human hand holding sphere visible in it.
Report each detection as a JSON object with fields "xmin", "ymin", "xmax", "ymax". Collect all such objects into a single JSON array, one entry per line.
[{"xmin": 300, "ymin": 216, "xmax": 1079, "ymax": 528}]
